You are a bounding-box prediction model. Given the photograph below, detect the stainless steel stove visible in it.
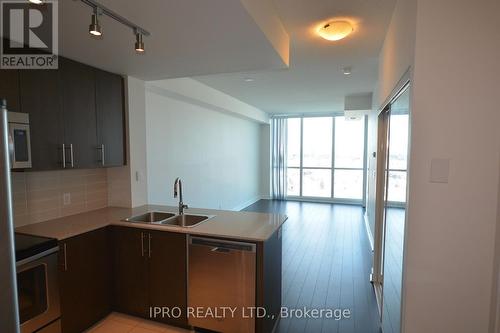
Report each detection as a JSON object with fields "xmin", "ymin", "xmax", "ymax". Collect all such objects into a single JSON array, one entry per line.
[{"xmin": 15, "ymin": 233, "xmax": 61, "ymax": 333}]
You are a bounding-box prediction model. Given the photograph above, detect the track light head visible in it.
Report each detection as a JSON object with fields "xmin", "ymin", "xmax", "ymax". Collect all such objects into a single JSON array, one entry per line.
[
  {"xmin": 135, "ymin": 32, "xmax": 145, "ymax": 53},
  {"xmin": 89, "ymin": 9, "xmax": 102, "ymax": 36},
  {"xmin": 28, "ymin": 0, "xmax": 43, "ymax": 4}
]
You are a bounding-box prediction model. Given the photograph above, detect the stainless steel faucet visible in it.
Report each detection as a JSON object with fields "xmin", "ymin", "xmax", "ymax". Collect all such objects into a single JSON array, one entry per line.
[{"xmin": 173, "ymin": 177, "xmax": 188, "ymax": 216}]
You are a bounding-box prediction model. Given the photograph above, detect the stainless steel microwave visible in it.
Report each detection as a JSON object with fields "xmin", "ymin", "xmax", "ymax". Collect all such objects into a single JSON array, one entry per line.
[{"xmin": 8, "ymin": 112, "xmax": 32, "ymax": 169}]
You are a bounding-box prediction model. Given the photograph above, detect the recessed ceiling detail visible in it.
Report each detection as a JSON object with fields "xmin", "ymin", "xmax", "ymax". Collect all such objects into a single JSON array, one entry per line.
[
  {"xmin": 59, "ymin": 0, "xmax": 289, "ymax": 80},
  {"xmin": 195, "ymin": 0, "xmax": 396, "ymax": 114}
]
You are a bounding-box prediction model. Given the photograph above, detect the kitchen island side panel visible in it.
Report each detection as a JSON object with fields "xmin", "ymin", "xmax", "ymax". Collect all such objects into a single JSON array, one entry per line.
[{"xmin": 256, "ymin": 226, "xmax": 282, "ymax": 333}]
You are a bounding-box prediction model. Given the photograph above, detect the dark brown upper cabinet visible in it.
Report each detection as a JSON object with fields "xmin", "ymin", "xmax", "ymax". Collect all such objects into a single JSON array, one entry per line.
[
  {"xmin": 60, "ymin": 57, "xmax": 98, "ymax": 169},
  {"xmin": 19, "ymin": 69, "xmax": 64, "ymax": 171},
  {"xmin": 5, "ymin": 57, "xmax": 126, "ymax": 171},
  {"xmin": 95, "ymin": 69, "xmax": 125, "ymax": 167},
  {"xmin": 0, "ymin": 69, "xmax": 21, "ymax": 112}
]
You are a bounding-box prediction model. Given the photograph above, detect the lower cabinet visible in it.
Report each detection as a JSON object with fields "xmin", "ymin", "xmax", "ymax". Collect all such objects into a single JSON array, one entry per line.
[
  {"xmin": 58, "ymin": 228, "xmax": 112, "ymax": 333},
  {"xmin": 111, "ymin": 226, "xmax": 149, "ymax": 317},
  {"xmin": 111, "ymin": 227, "xmax": 188, "ymax": 327},
  {"xmin": 58, "ymin": 226, "xmax": 189, "ymax": 332}
]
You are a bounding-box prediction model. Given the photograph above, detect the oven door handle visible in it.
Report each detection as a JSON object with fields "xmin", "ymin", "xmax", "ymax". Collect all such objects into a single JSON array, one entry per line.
[{"xmin": 16, "ymin": 246, "xmax": 60, "ymax": 268}]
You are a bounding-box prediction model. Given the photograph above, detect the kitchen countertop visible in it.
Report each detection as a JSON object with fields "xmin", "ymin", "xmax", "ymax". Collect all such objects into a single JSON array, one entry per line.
[{"xmin": 15, "ymin": 205, "xmax": 288, "ymax": 242}]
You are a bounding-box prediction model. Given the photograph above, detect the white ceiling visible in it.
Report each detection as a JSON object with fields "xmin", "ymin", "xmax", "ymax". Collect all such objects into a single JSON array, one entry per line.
[
  {"xmin": 58, "ymin": 0, "xmax": 288, "ymax": 80},
  {"xmin": 195, "ymin": 0, "xmax": 396, "ymax": 114}
]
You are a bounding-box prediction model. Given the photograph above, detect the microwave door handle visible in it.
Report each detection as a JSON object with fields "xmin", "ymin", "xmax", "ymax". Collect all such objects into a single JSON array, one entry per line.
[{"xmin": 7, "ymin": 131, "xmax": 13, "ymax": 165}]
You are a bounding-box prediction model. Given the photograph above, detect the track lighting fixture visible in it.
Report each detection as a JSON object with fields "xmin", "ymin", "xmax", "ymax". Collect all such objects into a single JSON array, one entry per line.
[
  {"xmin": 134, "ymin": 31, "xmax": 145, "ymax": 53},
  {"xmin": 80, "ymin": 0, "xmax": 151, "ymax": 54},
  {"xmin": 89, "ymin": 8, "xmax": 102, "ymax": 36}
]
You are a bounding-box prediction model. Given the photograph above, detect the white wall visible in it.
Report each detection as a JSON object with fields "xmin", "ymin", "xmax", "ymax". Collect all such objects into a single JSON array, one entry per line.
[
  {"xmin": 370, "ymin": 0, "xmax": 500, "ymax": 331},
  {"xmin": 259, "ymin": 124, "xmax": 271, "ymax": 198},
  {"xmin": 144, "ymin": 80, "xmax": 263, "ymax": 211},
  {"xmin": 367, "ymin": 0, "xmax": 417, "ymax": 250},
  {"xmin": 402, "ymin": 1, "xmax": 500, "ymax": 332},
  {"xmin": 107, "ymin": 76, "xmax": 148, "ymax": 207},
  {"xmin": 377, "ymin": 0, "xmax": 417, "ymax": 107},
  {"xmin": 374, "ymin": 0, "xmax": 500, "ymax": 331}
]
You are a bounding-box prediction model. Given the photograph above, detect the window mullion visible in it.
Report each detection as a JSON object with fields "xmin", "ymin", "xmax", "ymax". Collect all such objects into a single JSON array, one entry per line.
[
  {"xmin": 331, "ymin": 116, "xmax": 335, "ymax": 199},
  {"xmin": 299, "ymin": 117, "xmax": 304, "ymax": 197}
]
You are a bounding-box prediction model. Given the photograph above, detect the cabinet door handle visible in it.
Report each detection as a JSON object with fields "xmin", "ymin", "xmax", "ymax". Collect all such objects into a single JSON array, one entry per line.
[
  {"xmin": 97, "ymin": 144, "xmax": 105, "ymax": 166},
  {"xmin": 63, "ymin": 243, "xmax": 68, "ymax": 271},
  {"xmin": 148, "ymin": 233, "xmax": 152, "ymax": 258},
  {"xmin": 69, "ymin": 144, "xmax": 74, "ymax": 168},
  {"xmin": 63, "ymin": 144, "xmax": 74, "ymax": 168},
  {"xmin": 141, "ymin": 232, "xmax": 145, "ymax": 257},
  {"xmin": 61, "ymin": 144, "xmax": 66, "ymax": 169}
]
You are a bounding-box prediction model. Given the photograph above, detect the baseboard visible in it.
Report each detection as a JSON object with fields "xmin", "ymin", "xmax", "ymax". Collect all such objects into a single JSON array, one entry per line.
[
  {"xmin": 364, "ymin": 211, "xmax": 374, "ymax": 252},
  {"xmin": 232, "ymin": 196, "xmax": 263, "ymax": 211}
]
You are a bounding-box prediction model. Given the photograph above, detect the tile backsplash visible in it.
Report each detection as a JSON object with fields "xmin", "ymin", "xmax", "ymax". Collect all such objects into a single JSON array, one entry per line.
[{"xmin": 11, "ymin": 169, "xmax": 108, "ymax": 227}]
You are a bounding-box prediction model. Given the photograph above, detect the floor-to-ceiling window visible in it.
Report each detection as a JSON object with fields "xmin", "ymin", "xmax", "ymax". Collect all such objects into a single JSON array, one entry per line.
[{"xmin": 286, "ymin": 115, "xmax": 366, "ymax": 202}]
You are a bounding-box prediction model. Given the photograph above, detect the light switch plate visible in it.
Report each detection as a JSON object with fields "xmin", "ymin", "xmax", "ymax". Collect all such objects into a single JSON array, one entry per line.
[{"xmin": 430, "ymin": 158, "xmax": 450, "ymax": 183}]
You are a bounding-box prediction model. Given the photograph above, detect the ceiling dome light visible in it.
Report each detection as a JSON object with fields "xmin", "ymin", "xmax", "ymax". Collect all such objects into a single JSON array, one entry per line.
[
  {"xmin": 318, "ymin": 20, "xmax": 353, "ymax": 41},
  {"xmin": 89, "ymin": 11, "xmax": 102, "ymax": 36},
  {"xmin": 28, "ymin": 0, "xmax": 43, "ymax": 4},
  {"xmin": 135, "ymin": 32, "xmax": 145, "ymax": 53}
]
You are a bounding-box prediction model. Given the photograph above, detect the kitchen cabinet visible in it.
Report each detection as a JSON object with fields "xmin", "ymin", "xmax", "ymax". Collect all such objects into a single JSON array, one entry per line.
[
  {"xmin": 95, "ymin": 69, "xmax": 125, "ymax": 167},
  {"xmin": 0, "ymin": 68, "xmax": 21, "ymax": 112},
  {"xmin": 111, "ymin": 226, "xmax": 188, "ymax": 327},
  {"xmin": 60, "ymin": 57, "xmax": 98, "ymax": 169},
  {"xmin": 111, "ymin": 226, "xmax": 149, "ymax": 317},
  {"xmin": 4, "ymin": 56, "xmax": 126, "ymax": 171},
  {"xmin": 19, "ymin": 69, "xmax": 64, "ymax": 170},
  {"xmin": 148, "ymin": 230, "xmax": 188, "ymax": 327},
  {"xmin": 59, "ymin": 227, "xmax": 112, "ymax": 333}
]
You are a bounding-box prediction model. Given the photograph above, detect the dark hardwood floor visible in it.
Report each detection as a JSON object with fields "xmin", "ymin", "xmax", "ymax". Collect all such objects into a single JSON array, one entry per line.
[{"xmin": 242, "ymin": 200, "xmax": 381, "ymax": 333}]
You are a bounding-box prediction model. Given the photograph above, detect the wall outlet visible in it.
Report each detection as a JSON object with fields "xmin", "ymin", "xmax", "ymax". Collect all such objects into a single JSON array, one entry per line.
[{"xmin": 63, "ymin": 193, "xmax": 71, "ymax": 206}]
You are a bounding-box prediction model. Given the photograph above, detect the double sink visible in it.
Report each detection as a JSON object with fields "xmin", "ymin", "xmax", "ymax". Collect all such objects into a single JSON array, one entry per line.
[{"xmin": 123, "ymin": 211, "xmax": 215, "ymax": 228}]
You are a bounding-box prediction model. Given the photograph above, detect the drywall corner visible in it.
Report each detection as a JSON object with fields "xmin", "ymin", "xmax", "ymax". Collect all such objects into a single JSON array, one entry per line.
[{"xmin": 125, "ymin": 76, "xmax": 148, "ymax": 207}]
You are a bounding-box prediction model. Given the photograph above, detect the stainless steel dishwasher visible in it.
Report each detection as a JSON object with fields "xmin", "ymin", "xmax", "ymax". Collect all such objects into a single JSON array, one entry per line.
[{"xmin": 188, "ymin": 236, "xmax": 256, "ymax": 333}]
